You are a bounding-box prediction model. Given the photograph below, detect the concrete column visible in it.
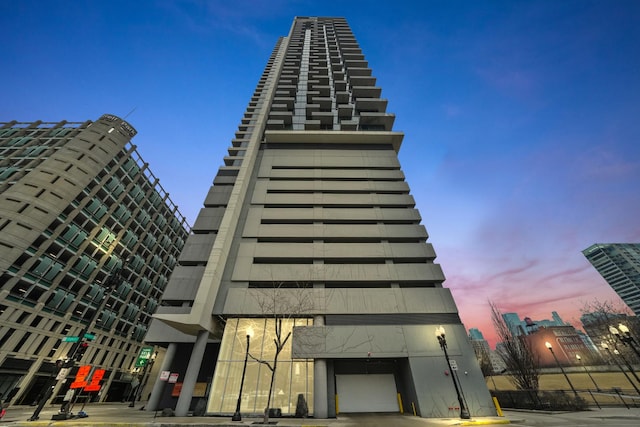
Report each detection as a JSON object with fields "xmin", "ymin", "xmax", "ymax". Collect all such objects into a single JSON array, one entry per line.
[
  {"xmin": 313, "ymin": 315, "xmax": 328, "ymax": 418},
  {"xmin": 146, "ymin": 342, "xmax": 177, "ymax": 411},
  {"xmin": 175, "ymin": 329, "xmax": 208, "ymax": 416}
]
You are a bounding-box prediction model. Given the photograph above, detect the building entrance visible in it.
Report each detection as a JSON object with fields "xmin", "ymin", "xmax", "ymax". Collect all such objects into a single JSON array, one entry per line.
[
  {"xmin": 336, "ymin": 373, "xmax": 399, "ymax": 413},
  {"xmin": 333, "ymin": 358, "xmax": 406, "ymax": 414},
  {"xmin": 15, "ymin": 374, "xmax": 49, "ymax": 406}
]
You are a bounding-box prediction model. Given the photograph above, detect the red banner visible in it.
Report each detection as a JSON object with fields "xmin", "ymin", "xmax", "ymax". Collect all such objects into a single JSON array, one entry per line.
[
  {"xmin": 70, "ymin": 365, "xmax": 91, "ymax": 389},
  {"xmin": 84, "ymin": 368, "xmax": 106, "ymax": 392}
]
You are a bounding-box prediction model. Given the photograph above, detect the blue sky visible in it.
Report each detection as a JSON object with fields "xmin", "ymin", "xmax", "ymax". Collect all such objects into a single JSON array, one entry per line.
[{"xmin": 3, "ymin": 0, "xmax": 639, "ymax": 345}]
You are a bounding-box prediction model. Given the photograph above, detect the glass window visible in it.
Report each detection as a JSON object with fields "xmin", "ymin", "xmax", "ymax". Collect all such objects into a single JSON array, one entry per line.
[
  {"xmin": 207, "ymin": 318, "xmax": 313, "ymax": 415},
  {"xmin": 45, "ymin": 288, "xmax": 75, "ymax": 313}
]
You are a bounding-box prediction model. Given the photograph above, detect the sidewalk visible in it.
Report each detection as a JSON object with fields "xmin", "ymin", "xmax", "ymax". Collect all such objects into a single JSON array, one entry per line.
[
  {"xmin": 0, "ymin": 403, "xmax": 511, "ymax": 427},
  {"xmin": 3, "ymin": 403, "xmax": 640, "ymax": 427}
]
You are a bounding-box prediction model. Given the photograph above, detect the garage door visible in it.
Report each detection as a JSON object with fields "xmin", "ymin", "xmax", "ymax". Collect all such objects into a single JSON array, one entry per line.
[{"xmin": 336, "ymin": 374, "xmax": 399, "ymax": 413}]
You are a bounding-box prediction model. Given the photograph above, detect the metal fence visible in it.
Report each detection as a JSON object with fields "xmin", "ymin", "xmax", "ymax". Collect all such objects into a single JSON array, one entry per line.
[{"xmin": 492, "ymin": 389, "xmax": 640, "ymax": 410}]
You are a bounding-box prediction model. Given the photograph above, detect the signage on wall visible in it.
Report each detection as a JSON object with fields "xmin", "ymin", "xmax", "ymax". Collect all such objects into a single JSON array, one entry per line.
[
  {"xmin": 135, "ymin": 346, "xmax": 154, "ymax": 367},
  {"xmin": 85, "ymin": 369, "xmax": 106, "ymax": 392},
  {"xmin": 171, "ymin": 383, "xmax": 183, "ymax": 397},
  {"xmin": 160, "ymin": 370, "xmax": 170, "ymax": 381},
  {"xmin": 70, "ymin": 365, "xmax": 92, "ymax": 389},
  {"xmin": 168, "ymin": 373, "xmax": 179, "ymax": 383}
]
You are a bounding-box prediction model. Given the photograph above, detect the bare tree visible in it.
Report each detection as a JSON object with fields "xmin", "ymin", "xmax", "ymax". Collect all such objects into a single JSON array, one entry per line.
[
  {"xmin": 490, "ymin": 301, "xmax": 540, "ymax": 393},
  {"xmin": 472, "ymin": 343, "xmax": 495, "ymax": 379},
  {"xmin": 249, "ymin": 282, "xmax": 314, "ymax": 423},
  {"xmin": 580, "ymin": 299, "xmax": 639, "ymax": 364}
]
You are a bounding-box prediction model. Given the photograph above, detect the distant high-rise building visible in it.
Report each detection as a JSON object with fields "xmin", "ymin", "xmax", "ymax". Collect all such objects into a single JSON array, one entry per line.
[
  {"xmin": 583, "ymin": 243, "xmax": 640, "ymax": 316},
  {"xmin": 502, "ymin": 312, "xmax": 526, "ymax": 335},
  {"xmin": 0, "ymin": 115, "xmax": 189, "ymax": 405},
  {"xmin": 145, "ymin": 16, "xmax": 495, "ymax": 418},
  {"xmin": 469, "ymin": 328, "xmax": 485, "ymax": 340},
  {"xmin": 502, "ymin": 311, "xmax": 568, "ymax": 336},
  {"xmin": 468, "ymin": 328, "xmax": 505, "ymax": 374}
]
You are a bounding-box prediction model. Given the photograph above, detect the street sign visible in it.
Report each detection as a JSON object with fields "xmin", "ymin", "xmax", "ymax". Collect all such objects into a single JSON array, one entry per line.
[
  {"xmin": 450, "ymin": 360, "xmax": 458, "ymax": 371},
  {"xmin": 56, "ymin": 367, "xmax": 70, "ymax": 380},
  {"xmin": 62, "ymin": 336, "xmax": 79, "ymax": 342},
  {"xmin": 139, "ymin": 346, "xmax": 153, "ymax": 358},
  {"xmin": 135, "ymin": 346, "xmax": 154, "ymax": 367},
  {"xmin": 84, "ymin": 333, "xmax": 96, "ymax": 340}
]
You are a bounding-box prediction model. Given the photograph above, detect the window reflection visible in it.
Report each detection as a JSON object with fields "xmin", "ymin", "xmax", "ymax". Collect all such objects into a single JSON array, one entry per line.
[{"xmin": 207, "ymin": 318, "xmax": 314, "ymax": 415}]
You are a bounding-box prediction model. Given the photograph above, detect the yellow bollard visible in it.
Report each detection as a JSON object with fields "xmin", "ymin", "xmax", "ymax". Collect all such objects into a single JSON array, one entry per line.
[
  {"xmin": 411, "ymin": 402, "xmax": 417, "ymax": 416},
  {"xmin": 397, "ymin": 393, "xmax": 404, "ymax": 414},
  {"xmin": 492, "ymin": 396, "xmax": 504, "ymax": 417},
  {"xmin": 335, "ymin": 394, "xmax": 339, "ymax": 415}
]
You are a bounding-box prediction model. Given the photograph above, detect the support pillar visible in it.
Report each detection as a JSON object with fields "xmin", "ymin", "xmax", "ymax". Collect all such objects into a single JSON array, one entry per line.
[
  {"xmin": 313, "ymin": 315, "xmax": 328, "ymax": 418},
  {"xmin": 175, "ymin": 329, "xmax": 208, "ymax": 416},
  {"xmin": 146, "ymin": 343, "xmax": 177, "ymax": 411}
]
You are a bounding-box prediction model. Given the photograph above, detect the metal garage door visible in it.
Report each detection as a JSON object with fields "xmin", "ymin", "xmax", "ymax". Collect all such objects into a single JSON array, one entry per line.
[{"xmin": 336, "ymin": 374, "xmax": 399, "ymax": 413}]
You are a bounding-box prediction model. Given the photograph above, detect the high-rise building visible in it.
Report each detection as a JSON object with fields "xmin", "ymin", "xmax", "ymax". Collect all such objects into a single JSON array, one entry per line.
[
  {"xmin": 0, "ymin": 115, "xmax": 189, "ymax": 405},
  {"xmin": 501, "ymin": 311, "xmax": 568, "ymax": 336},
  {"xmin": 146, "ymin": 17, "xmax": 494, "ymax": 418},
  {"xmin": 583, "ymin": 243, "xmax": 640, "ymax": 316},
  {"xmin": 468, "ymin": 328, "xmax": 485, "ymax": 341}
]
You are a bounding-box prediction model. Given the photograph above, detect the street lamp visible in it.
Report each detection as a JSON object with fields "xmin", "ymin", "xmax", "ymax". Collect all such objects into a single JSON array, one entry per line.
[
  {"xmin": 575, "ymin": 354, "xmax": 600, "ymax": 391},
  {"xmin": 601, "ymin": 343, "xmax": 640, "ymax": 395},
  {"xmin": 575, "ymin": 354, "xmax": 601, "ymax": 409},
  {"xmin": 544, "ymin": 342, "xmax": 578, "ymax": 396},
  {"xmin": 610, "ymin": 324, "xmax": 640, "ymax": 359},
  {"xmin": 435, "ymin": 326, "xmax": 470, "ymax": 419},
  {"xmin": 232, "ymin": 330, "xmax": 252, "ymax": 422},
  {"xmin": 613, "ymin": 348, "xmax": 640, "ymax": 387}
]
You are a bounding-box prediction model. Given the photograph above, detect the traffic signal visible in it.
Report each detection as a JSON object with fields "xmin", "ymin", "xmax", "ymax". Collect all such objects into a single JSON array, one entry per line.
[{"xmin": 75, "ymin": 342, "xmax": 89, "ymax": 361}]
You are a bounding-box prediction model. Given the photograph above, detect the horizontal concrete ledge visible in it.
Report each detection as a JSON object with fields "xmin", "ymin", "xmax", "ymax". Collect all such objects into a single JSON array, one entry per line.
[{"xmin": 264, "ymin": 130, "xmax": 404, "ymax": 152}]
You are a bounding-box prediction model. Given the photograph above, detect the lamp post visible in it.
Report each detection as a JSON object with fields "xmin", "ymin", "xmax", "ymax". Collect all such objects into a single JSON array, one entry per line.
[
  {"xmin": 435, "ymin": 326, "xmax": 470, "ymax": 419},
  {"xmin": 232, "ymin": 332, "xmax": 251, "ymax": 422},
  {"xmin": 613, "ymin": 348, "xmax": 640, "ymax": 387},
  {"xmin": 544, "ymin": 342, "xmax": 578, "ymax": 396},
  {"xmin": 610, "ymin": 324, "xmax": 640, "ymax": 359},
  {"xmin": 576, "ymin": 354, "xmax": 601, "ymax": 409},
  {"xmin": 575, "ymin": 354, "xmax": 599, "ymax": 391},
  {"xmin": 601, "ymin": 343, "xmax": 640, "ymax": 395}
]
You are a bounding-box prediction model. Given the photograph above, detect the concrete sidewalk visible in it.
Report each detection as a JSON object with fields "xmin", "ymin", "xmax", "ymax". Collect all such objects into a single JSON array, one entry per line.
[
  {"xmin": 3, "ymin": 403, "xmax": 640, "ymax": 427},
  {"xmin": 0, "ymin": 403, "xmax": 511, "ymax": 427}
]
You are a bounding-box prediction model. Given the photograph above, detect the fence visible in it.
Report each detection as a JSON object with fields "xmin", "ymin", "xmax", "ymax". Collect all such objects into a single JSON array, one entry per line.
[{"xmin": 492, "ymin": 388, "xmax": 640, "ymax": 410}]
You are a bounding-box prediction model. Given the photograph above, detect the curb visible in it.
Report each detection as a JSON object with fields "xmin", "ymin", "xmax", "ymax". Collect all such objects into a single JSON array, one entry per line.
[{"xmin": 459, "ymin": 419, "xmax": 511, "ymax": 426}]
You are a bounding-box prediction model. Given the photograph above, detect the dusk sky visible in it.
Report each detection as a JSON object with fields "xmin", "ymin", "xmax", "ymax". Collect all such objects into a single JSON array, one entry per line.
[{"xmin": 3, "ymin": 1, "xmax": 639, "ymax": 347}]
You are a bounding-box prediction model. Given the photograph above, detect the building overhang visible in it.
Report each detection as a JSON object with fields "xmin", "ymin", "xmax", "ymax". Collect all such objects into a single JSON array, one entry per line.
[{"xmin": 152, "ymin": 312, "xmax": 223, "ymax": 339}]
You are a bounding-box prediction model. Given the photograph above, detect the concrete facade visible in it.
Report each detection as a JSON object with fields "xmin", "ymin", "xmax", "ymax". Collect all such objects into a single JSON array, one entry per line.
[
  {"xmin": 583, "ymin": 243, "xmax": 640, "ymax": 316},
  {"xmin": 0, "ymin": 115, "xmax": 189, "ymax": 406},
  {"xmin": 145, "ymin": 17, "xmax": 495, "ymax": 419}
]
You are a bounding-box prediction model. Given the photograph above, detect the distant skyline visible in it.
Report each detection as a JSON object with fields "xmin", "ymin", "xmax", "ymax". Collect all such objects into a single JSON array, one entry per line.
[{"xmin": 2, "ymin": 1, "xmax": 639, "ymax": 347}]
